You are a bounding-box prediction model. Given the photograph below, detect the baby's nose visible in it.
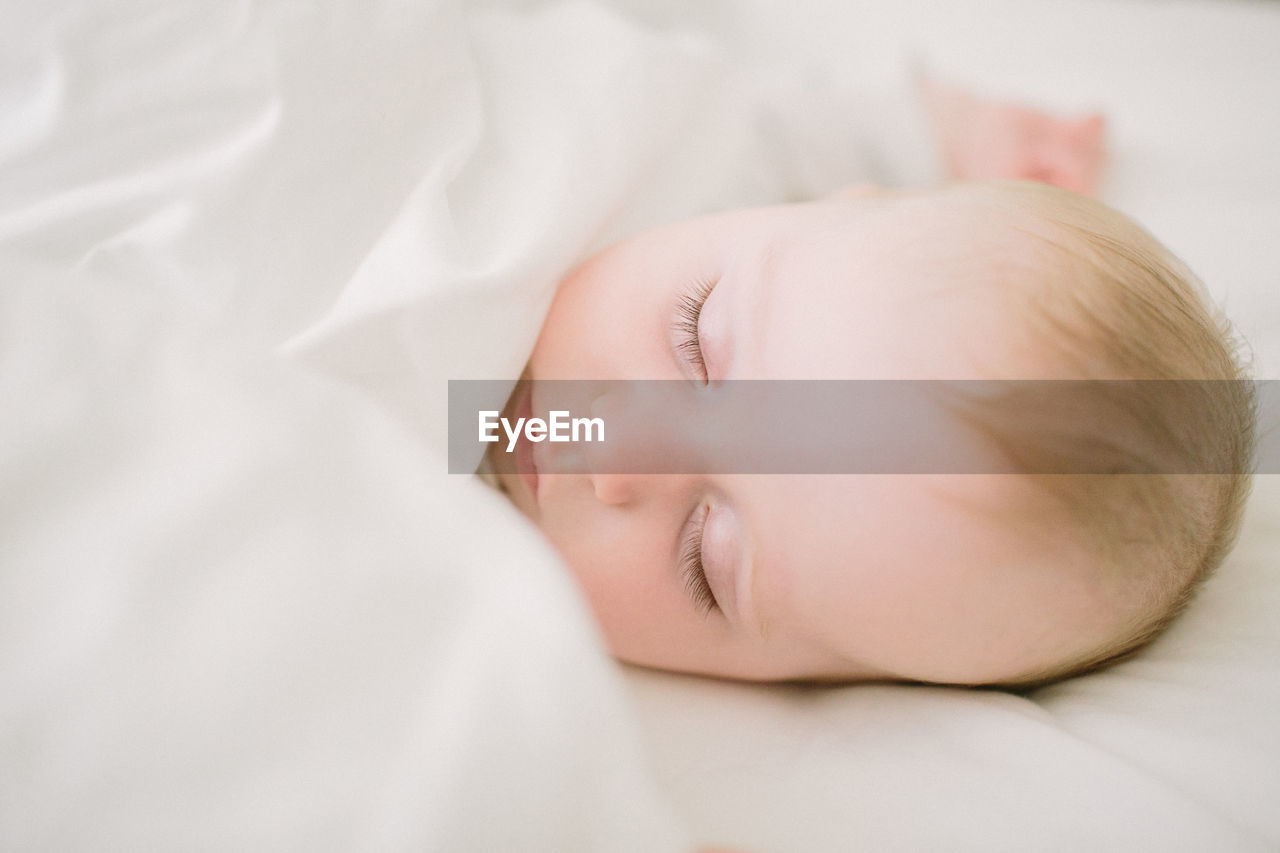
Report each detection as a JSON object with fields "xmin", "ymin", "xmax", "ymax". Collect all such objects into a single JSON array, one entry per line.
[{"xmin": 583, "ymin": 384, "xmax": 691, "ymax": 505}]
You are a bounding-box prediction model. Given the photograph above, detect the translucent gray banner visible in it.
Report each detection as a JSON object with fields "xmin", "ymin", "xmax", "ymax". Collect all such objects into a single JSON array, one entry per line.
[{"xmin": 449, "ymin": 380, "xmax": 1266, "ymax": 475}]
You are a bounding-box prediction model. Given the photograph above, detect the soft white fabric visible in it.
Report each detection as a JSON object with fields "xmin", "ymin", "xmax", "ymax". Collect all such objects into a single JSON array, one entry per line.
[
  {"xmin": 1, "ymin": 1, "xmax": 703, "ymax": 850},
  {"xmin": 3, "ymin": 0, "xmax": 1279, "ymax": 851},
  {"xmin": 0, "ymin": 270, "xmax": 686, "ymax": 852},
  {"xmin": 284, "ymin": 1, "xmax": 938, "ymax": 469}
]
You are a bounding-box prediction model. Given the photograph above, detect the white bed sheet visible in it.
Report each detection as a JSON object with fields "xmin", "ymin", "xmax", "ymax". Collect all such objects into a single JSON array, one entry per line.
[{"xmin": 2, "ymin": 0, "xmax": 1279, "ymax": 850}]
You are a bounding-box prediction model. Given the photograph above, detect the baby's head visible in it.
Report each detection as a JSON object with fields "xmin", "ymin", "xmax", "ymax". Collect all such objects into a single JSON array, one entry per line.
[{"xmin": 489, "ymin": 181, "xmax": 1254, "ymax": 688}]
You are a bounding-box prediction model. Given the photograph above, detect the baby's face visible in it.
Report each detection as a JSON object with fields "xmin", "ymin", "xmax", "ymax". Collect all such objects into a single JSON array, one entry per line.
[{"xmin": 491, "ymin": 189, "xmax": 1125, "ymax": 685}]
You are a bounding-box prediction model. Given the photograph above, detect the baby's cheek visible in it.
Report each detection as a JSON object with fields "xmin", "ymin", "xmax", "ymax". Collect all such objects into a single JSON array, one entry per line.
[
  {"xmin": 532, "ymin": 238, "xmax": 686, "ymax": 383},
  {"xmin": 540, "ymin": 515, "xmax": 658, "ymax": 647},
  {"xmin": 531, "ymin": 254, "xmax": 634, "ymax": 380}
]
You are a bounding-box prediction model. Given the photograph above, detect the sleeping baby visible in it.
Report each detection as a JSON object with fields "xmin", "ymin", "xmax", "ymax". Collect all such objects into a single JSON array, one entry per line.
[{"xmin": 481, "ymin": 81, "xmax": 1255, "ymax": 689}]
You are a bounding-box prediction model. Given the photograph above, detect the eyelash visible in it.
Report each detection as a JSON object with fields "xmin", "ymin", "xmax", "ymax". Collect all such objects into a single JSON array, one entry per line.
[
  {"xmin": 680, "ymin": 503, "xmax": 719, "ymax": 616},
  {"xmin": 674, "ymin": 279, "xmax": 718, "ymax": 616},
  {"xmin": 674, "ymin": 278, "xmax": 716, "ymax": 383}
]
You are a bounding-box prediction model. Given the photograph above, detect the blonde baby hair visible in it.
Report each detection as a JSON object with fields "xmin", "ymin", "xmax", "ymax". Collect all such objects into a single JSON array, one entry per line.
[{"xmin": 946, "ymin": 181, "xmax": 1256, "ymax": 688}]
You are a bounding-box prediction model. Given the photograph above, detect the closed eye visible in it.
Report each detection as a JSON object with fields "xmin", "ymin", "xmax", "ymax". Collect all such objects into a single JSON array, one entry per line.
[
  {"xmin": 679, "ymin": 501, "xmax": 719, "ymax": 616},
  {"xmin": 673, "ymin": 278, "xmax": 716, "ymax": 384}
]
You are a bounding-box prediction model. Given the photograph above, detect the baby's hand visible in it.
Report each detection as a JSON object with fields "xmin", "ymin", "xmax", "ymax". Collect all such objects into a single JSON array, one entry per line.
[{"xmin": 919, "ymin": 75, "xmax": 1106, "ymax": 196}]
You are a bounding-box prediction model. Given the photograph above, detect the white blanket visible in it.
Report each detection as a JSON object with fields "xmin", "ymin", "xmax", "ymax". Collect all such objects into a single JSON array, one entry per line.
[
  {"xmin": 0, "ymin": 273, "xmax": 683, "ymax": 851},
  {"xmin": 2, "ymin": 0, "xmax": 1278, "ymax": 850}
]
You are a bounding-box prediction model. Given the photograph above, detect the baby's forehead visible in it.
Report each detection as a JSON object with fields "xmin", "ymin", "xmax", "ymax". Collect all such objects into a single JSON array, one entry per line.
[
  {"xmin": 780, "ymin": 193, "xmax": 1054, "ymax": 288},
  {"xmin": 743, "ymin": 200, "xmax": 1054, "ymax": 381}
]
